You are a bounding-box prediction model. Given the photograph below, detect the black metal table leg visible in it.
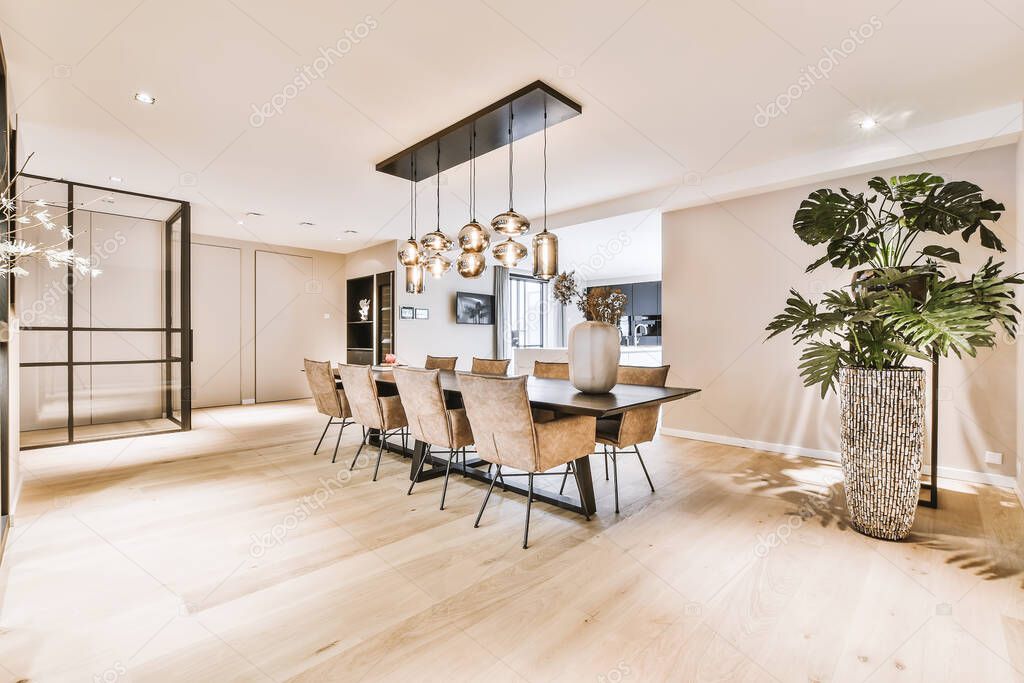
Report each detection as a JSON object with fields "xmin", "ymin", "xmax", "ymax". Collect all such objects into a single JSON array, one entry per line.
[{"xmin": 573, "ymin": 454, "xmax": 596, "ymax": 516}]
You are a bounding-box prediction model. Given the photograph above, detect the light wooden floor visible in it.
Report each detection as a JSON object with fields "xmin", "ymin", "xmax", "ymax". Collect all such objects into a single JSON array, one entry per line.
[{"xmin": 1, "ymin": 400, "xmax": 1022, "ymax": 682}]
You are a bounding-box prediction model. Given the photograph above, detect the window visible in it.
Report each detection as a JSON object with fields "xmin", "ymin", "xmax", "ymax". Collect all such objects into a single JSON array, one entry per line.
[{"xmin": 509, "ymin": 274, "xmax": 546, "ymax": 348}]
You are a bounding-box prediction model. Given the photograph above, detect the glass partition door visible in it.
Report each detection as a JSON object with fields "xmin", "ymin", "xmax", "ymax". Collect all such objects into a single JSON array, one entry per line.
[{"xmin": 17, "ymin": 177, "xmax": 190, "ymax": 448}]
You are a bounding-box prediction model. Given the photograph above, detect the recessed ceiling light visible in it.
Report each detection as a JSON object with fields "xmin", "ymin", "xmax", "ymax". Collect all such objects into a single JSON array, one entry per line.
[
  {"xmin": 299, "ymin": 221, "xmax": 315, "ymax": 227},
  {"xmin": 236, "ymin": 220, "xmax": 245, "ymax": 225},
  {"xmin": 859, "ymin": 117, "xmax": 877, "ymax": 130},
  {"xmin": 102, "ymin": 197, "xmax": 115, "ymax": 204},
  {"xmin": 245, "ymin": 211, "xmax": 264, "ymax": 217},
  {"xmin": 109, "ymin": 175, "xmax": 123, "ymax": 184},
  {"xmin": 134, "ymin": 92, "xmax": 156, "ymax": 105},
  {"xmin": 343, "ymin": 229, "xmax": 358, "ymax": 234}
]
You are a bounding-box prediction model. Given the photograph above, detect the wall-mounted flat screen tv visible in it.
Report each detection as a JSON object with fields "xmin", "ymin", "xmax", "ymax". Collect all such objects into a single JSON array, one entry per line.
[{"xmin": 456, "ymin": 292, "xmax": 494, "ymax": 325}]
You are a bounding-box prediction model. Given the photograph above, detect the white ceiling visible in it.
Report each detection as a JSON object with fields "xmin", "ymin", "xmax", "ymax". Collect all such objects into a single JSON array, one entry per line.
[{"xmin": 2, "ymin": 0, "xmax": 1022, "ymax": 254}]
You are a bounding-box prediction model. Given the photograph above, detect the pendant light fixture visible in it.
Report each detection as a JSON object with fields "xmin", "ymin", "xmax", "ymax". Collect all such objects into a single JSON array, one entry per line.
[
  {"xmin": 423, "ymin": 143, "xmax": 452, "ymax": 278},
  {"xmin": 457, "ymin": 124, "xmax": 489, "ymax": 278},
  {"xmin": 398, "ymin": 155, "xmax": 423, "ymax": 267},
  {"xmin": 420, "ymin": 142, "xmax": 453, "ymax": 259},
  {"xmin": 403, "ymin": 156, "xmax": 425, "ymax": 294},
  {"xmin": 491, "ymin": 103, "xmax": 529, "ymax": 267},
  {"xmin": 532, "ymin": 104, "xmax": 557, "ymax": 280}
]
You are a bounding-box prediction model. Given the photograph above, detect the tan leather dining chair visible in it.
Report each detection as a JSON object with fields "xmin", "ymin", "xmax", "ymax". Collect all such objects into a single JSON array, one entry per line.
[
  {"xmin": 459, "ymin": 374, "xmax": 595, "ymax": 548},
  {"xmin": 393, "ymin": 367, "xmax": 475, "ymax": 509},
  {"xmin": 338, "ymin": 364, "xmax": 409, "ymax": 480},
  {"xmin": 304, "ymin": 359, "xmax": 353, "ymax": 463},
  {"xmin": 532, "ymin": 361, "xmax": 569, "ymax": 379},
  {"xmin": 470, "ymin": 357, "xmax": 510, "ymax": 376},
  {"xmin": 424, "ymin": 355, "xmax": 458, "ymax": 371},
  {"xmin": 561, "ymin": 364, "xmax": 670, "ymax": 513}
]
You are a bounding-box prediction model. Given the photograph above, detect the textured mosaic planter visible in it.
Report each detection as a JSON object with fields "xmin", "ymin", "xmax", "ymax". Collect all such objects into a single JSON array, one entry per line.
[{"xmin": 839, "ymin": 367, "xmax": 925, "ymax": 541}]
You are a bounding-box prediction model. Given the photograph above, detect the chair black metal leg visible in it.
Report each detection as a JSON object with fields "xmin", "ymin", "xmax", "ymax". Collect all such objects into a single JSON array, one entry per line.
[
  {"xmin": 331, "ymin": 420, "xmax": 345, "ymax": 463},
  {"xmin": 612, "ymin": 447, "xmax": 620, "ymax": 513},
  {"xmin": 440, "ymin": 449, "xmax": 456, "ymax": 510},
  {"xmin": 523, "ymin": 472, "xmax": 535, "ymax": 549},
  {"xmin": 314, "ymin": 418, "xmax": 332, "ymax": 455},
  {"xmin": 570, "ymin": 462, "xmax": 590, "ymax": 521},
  {"xmin": 474, "ymin": 465, "xmax": 501, "ymax": 528},
  {"xmin": 350, "ymin": 429, "xmax": 368, "ymax": 471},
  {"xmin": 408, "ymin": 444, "xmax": 429, "ymax": 495},
  {"xmin": 604, "ymin": 445, "xmax": 609, "ymax": 481},
  {"xmin": 635, "ymin": 446, "xmax": 655, "ymax": 492},
  {"xmin": 557, "ymin": 464, "xmax": 571, "ymax": 495},
  {"xmin": 372, "ymin": 432, "xmax": 388, "ymax": 481}
]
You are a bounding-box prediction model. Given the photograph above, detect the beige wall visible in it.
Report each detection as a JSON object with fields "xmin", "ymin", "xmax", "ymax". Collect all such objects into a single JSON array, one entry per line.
[
  {"xmin": 189, "ymin": 234, "xmax": 346, "ymax": 404},
  {"xmin": 662, "ymin": 144, "xmax": 1019, "ymax": 482}
]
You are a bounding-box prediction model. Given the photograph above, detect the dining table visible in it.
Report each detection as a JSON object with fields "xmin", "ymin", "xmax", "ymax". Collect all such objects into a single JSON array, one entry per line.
[{"xmin": 340, "ymin": 367, "xmax": 700, "ymax": 515}]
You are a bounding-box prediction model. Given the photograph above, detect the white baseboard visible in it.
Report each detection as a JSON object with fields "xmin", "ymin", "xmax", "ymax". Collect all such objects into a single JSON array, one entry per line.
[{"xmin": 660, "ymin": 427, "xmax": 1020, "ymax": 490}]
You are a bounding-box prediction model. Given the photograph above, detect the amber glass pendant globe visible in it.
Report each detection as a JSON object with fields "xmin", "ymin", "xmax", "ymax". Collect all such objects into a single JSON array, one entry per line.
[
  {"xmin": 420, "ymin": 230, "xmax": 453, "ymax": 255},
  {"xmin": 492, "ymin": 237, "xmax": 527, "ymax": 267},
  {"xmin": 532, "ymin": 230, "xmax": 558, "ymax": 280},
  {"xmin": 424, "ymin": 252, "xmax": 452, "ymax": 278},
  {"xmin": 456, "ymin": 251, "xmax": 486, "ymax": 278},
  {"xmin": 405, "ymin": 263, "xmax": 425, "ymax": 294},
  {"xmin": 490, "ymin": 210, "xmax": 530, "ymax": 237},
  {"xmin": 458, "ymin": 221, "xmax": 490, "ymax": 253},
  {"xmin": 398, "ymin": 238, "xmax": 422, "ymax": 266}
]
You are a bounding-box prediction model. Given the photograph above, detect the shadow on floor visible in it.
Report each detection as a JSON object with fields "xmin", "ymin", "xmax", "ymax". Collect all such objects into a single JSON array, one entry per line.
[{"xmin": 732, "ymin": 450, "xmax": 1024, "ymax": 587}]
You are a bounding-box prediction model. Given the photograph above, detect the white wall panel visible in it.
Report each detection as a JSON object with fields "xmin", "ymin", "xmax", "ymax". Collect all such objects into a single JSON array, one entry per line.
[
  {"xmin": 191, "ymin": 243, "xmax": 241, "ymax": 408},
  {"xmin": 255, "ymin": 251, "xmax": 315, "ymax": 402}
]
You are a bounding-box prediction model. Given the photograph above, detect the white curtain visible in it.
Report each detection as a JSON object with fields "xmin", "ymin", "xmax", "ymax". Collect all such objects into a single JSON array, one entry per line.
[{"xmin": 494, "ymin": 265, "xmax": 510, "ymax": 359}]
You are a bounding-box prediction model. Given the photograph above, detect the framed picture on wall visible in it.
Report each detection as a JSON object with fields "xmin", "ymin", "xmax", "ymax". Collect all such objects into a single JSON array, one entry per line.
[
  {"xmin": 455, "ymin": 292, "xmax": 494, "ymax": 325},
  {"xmin": 415, "ymin": 308, "xmax": 429, "ymax": 320},
  {"xmin": 399, "ymin": 306, "xmax": 415, "ymax": 320}
]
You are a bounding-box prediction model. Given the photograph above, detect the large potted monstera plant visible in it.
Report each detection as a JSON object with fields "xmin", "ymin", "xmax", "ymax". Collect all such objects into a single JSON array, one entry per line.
[{"xmin": 767, "ymin": 173, "xmax": 1021, "ymax": 540}]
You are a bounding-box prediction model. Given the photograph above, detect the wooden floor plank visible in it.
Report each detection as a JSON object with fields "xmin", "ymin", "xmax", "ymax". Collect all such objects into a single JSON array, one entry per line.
[{"xmin": 1, "ymin": 399, "xmax": 1022, "ymax": 682}]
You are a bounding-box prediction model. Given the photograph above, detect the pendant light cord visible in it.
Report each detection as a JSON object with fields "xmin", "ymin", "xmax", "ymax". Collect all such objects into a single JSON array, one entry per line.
[
  {"xmin": 508, "ymin": 104, "xmax": 514, "ymax": 210},
  {"xmin": 436, "ymin": 142, "xmax": 441, "ymax": 230},
  {"xmin": 410, "ymin": 155, "xmax": 416, "ymax": 240},
  {"xmin": 543, "ymin": 104, "xmax": 548, "ymax": 233},
  {"xmin": 470, "ymin": 125, "xmax": 476, "ymax": 221}
]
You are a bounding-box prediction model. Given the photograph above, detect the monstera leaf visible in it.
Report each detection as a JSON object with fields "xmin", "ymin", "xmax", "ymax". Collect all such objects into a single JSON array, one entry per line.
[
  {"xmin": 793, "ymin": 188, "xmax": 871, "ymax": 247},
  {"xmin": 901, "ymin": 179, "xmax": 1005, "ymax": 249}
]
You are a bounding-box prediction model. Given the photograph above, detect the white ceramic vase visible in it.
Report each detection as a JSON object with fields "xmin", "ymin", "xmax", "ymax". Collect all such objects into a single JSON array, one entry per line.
[{"xmin": 568, "ymin": 321, "xmax": 621, "ymax": 394}]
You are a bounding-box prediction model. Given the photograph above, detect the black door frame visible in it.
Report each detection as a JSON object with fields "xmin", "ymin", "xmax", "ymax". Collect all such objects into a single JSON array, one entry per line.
[{"xmin": 16, "ymin": 175, "xmax": 191, "ymax": 449}]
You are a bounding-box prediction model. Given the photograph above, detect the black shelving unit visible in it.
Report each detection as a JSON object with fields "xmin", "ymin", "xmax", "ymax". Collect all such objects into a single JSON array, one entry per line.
[{"xmin": 346, "ymin": 271, "xmax": 395, "ymax": 365}]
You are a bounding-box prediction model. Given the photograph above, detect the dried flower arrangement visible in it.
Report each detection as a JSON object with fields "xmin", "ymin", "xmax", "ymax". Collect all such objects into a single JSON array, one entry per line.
[{"xmin": 551, "ymin": 271, "xmax": 628, "ymax": 326}]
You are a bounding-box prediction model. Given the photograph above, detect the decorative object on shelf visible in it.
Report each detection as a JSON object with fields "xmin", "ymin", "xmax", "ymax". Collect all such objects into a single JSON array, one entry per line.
[
  {"xmin": 456, "ymin": 124, "xmax": 490, "ymax": 279},
  {"xmin": 399, "ymin": 306, "xmax": 414, "ymax": 320},
  {"xmin": 383, "ymin": 353, "xmax": 398, "ymax": 365},
  {"xmin": 358, "ymin": 298, "xmax": 371, "ymax": 321},
  {"xmin": 532, "ymin": 104, "xmax": 557, "ymax": 280},
  {"xmin": 490, "ymin": 103, "xmax": 529, "ymax": 267},
  {"xmin": 420, "ymin": 142, "xmax": 454, "ymax": 260},
  {"xmin": 415, "ymin": 308, "xmax": 429, "ymax": 320},
  {"xmin": 552, "ymin": 271, "xmax": 628, "ymax": 394},
  {"xmin": 766, "ymin": 172, "xmax": 1022, "ymax": 540}
]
